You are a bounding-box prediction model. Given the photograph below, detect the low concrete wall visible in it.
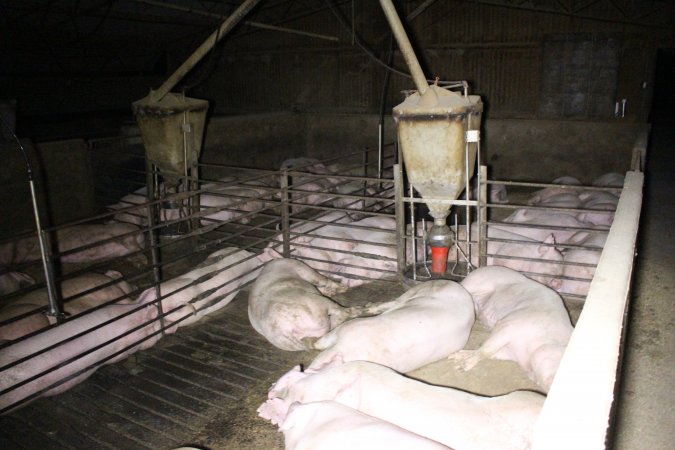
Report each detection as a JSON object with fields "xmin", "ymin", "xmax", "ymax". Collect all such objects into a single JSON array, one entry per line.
[
  {"xmin": 533, "ymin": 171, "xmax": 643, "ymax": 449},
  {"xmin": 201, "ymin": 112, "xmax": 306, "ymax": 170},
  {"xmin": 485, "ymin": 119, "xmax": 649, "ymax": 183}
]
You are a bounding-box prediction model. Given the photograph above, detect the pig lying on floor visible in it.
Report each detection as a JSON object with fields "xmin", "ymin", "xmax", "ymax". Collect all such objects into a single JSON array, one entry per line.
[
  {"xmin": 0, "ymin": 271, "xmax": 136, "ymax": 341},
  {"xmin": 0, "ymin": 223, "xmax": 145, "ymax": 265},
  {"xmin": 259, "ymin": 361, "xmax": 545, "ymax": 450},
  {"xmin": 281, "ymin": 400, "xmax": 451, "ymax": 450},
  {"xmin": 0, "ymin": 271, "xmax": 35, "ymax": 296},
  {"xmin": 248, "ymin": 258, "xmax": 395, "ymax": 351},
  {"xmin": 449, "ymin": 266, "xmax": 573, "ymax": 392},
  {"xmin": 307, "ymin": 280, "xmax": 474, "ymax": 373},
  {"xmin": 137, "ymin": 247, "xmax": 261, "ymax": 331},
  {"xmin": 0, "ymin": 300, "xmax": 160, "ymax": 412}
]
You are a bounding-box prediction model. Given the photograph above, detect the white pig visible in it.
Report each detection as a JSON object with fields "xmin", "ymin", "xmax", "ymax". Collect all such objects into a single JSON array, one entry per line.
[
  {"xmin": 137, "ymin": 248, "xmax": 261, "ymax": 331},
  {"xmin": 308, "ymin": 280, "xmax": 474, "ymax": 373},
  {"xmin": 107, "ymin": 187, "xmax": 151, "ymax": 226},
  {"xmin": 198, "ymin": 184, "xmax": 269, "ymax": 226},
  {"xmin": 0, "ymin": 271, "xmax": 136, "ymax": 341},
  {"xmin": 552, "ymin": 176, "xmax": 582, "ymax": 185},
  {"xmin": 576, "ymin": 190, "xmax": 619, "ymax": 227},
  {"xmin": 0, "ymin": 223, "xmax": 145, "ymax": 265},
  {"xmin": 259, "ymin": 361, "xmax": 545, "ymax": 450},
  {"xmin": 280, "ymin": 400, "xmax": 451, "ymax": 450},
  {"xmin": 449, "ymin": 222, "xmax": 564, "ymax": 290},
  {"xmin": 592, "ymin": 172, "xmax": 624, "ymax": 187},
  {"xmin": 449, "ymin": 266, "xmax": 573, "ymax": 392},
  {"xmin": 0, "ymin": 271, "xmax": 35, "ymax": 296},
  {"xmin": 535, "ymin": 192, "xmax": 582, "ymax": 208},
  {"xmin": 0, "ymin": 301, "xmax": 160, "ymax": 412},
  {"xmin": 260, "ymin": 211, "xmax": 355, "ymax": 273},
  {"xmin": 559, "ymin": 232, "xmax": 607, "ymax": 297},
  {"xmin": 527, "ymin": 187, "xmax": 579, "ymax": 206},
  {"xmin": 248, "ymin": 258, "xmax": 396, "ymax": 351},
  {"xmin": 500, "ymin": 208, "xmax": 593, "ymax": 244}
]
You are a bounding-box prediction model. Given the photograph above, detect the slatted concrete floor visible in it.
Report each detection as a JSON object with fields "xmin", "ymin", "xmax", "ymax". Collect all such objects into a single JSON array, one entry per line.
[{"xmin": 0, "ymin": 290, "xmax": 312, "ymax": 450}]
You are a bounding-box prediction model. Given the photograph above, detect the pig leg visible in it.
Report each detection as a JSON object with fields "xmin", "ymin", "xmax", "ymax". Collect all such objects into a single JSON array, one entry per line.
[
  {"xmin": 285, "ymin": 260, "xmax": 348, "ymax": 297},
  {"xmin": 448, "ymin": 327, "xmax": 516, "ymax": 371}
]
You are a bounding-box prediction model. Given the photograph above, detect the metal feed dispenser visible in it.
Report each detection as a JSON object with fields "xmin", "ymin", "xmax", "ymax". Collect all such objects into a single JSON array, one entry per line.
[
  {"xmin": 132, "ymin": 0, "xmax": 262, "ymax": 234},
  {"xmin": 380, "ymin": 0, "xmax": 483, "ymax": 276},
  {"xmin": 133, "ymin": 92, "xmax": 208, "ymax": 186},
  {"xmin": 394, "ymin": 87, "xmax": 482, "ymax": 274}
]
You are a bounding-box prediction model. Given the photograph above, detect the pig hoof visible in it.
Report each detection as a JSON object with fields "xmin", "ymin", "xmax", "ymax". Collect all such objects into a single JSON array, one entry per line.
[
  {"xmin": 447, "ymin": 350, "xmax": 481, "ymax": 371},
  {"xmin": 319, "ymin": 283, "xmax": 348, "ymax": 297}
]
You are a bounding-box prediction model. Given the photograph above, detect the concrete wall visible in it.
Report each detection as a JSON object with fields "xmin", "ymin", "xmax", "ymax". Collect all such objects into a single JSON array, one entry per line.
[
  {"xmin": 484, "ymin": 119, "xmax": 649, "ymax": 182},
  {"xmin": 201, "ymin": 113, "xmax": 646, "ymax": 183},
  {"xmin": 201, "ymin": 112, "xmax": 306, "ymax": 171},
  {"xmin": 0, "ymin": 139, "xmax": 97, "ymax": 239}
]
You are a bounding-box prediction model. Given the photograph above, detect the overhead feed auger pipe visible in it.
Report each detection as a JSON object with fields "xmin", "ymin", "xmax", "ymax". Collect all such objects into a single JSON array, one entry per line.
[
  {"xmin": 378, "ymin": 0, "xmax": 429, "ymax": 94},
  {"xmin": 151, "ymin": 0, "xmax": 262, "ymax": 102}
]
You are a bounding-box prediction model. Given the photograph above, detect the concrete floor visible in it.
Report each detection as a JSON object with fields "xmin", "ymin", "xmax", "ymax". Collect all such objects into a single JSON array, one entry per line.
[{"xmin": 612, "ymin": 118, "xmax": 675, "ymax": 449}]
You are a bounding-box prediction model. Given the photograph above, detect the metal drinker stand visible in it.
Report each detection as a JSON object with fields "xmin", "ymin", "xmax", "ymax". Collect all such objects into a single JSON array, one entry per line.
[{"xmin": 378, "ymin": 0, "xmax": 483, "ymax": 278}]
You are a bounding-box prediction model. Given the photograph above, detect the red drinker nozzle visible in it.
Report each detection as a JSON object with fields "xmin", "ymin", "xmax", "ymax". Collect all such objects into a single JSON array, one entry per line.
[{"xmin": 430, "ymin": 246, "xmax": 449, "ymax": 274}]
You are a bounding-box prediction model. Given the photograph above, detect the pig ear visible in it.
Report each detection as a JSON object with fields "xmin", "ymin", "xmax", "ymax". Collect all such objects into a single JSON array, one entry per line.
[{"xmin": 259, "ymin": 247, "xmax": 282, "ymax": 263}]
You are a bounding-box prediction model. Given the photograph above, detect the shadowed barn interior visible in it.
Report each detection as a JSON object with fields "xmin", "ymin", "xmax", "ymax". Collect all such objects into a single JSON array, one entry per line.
[{"xmin": 0, "ymin": 1, "xmax": 673, "ymax": 449}]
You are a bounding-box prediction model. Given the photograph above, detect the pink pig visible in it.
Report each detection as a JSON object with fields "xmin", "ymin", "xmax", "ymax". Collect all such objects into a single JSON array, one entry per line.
[
  {"xmin": 259, "ymin": 361, "xmax": 545, "ymax": 450},
  {"xmin": 248, "ymin": 258, "xmax": 352, "ymax": 351},
  {"xmin": 307, "ymin": 280, "xmax": 474, "ymax": 373},
  {"xmin": 0, "ymin": 223, "xmax": 145, "ymax": 265},
  {"xmin": 0, "ymin": 271, "xmax": 136, "ymax": 341},
  {"xmin": 280, "ymin": 400, "xmax": 451, "ymax": 450},
  {"xmin": 449, "ymin": 266, "xmax": 573, "ymax": 392}
]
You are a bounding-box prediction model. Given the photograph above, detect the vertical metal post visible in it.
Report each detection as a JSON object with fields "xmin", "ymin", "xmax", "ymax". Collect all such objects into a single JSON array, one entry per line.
[
  {"xmin": 360, "ymin": 147, "xmax": 370, "ymax": 211},
  {"xmin": 145, "ymin": 162, "xmax": 166, "ymax": 335},
  {"xmin": 31, "ymin": 220, "xmax": 62, "ymax": 321},
  {"xmin": 394, "ymin": 164, "xmax": 406, "ymax": 281},
  {"xmin": 1, "ymin": 115, "xmax": 63, "ymax": 322},
  {"xmin": 478, "ymin": 165, "xmax": 488, "ymax": 267},
  {"xmin": 409, "ymin": 184, "xmax": 417, "ymax": 281},
  {"xmin": 377, "ymin": 123, "xmax": 384, "ymax": 180},
  {"xmin": 280, "ymin": 170, "xmax": 291, "ymax": 258},
  {"xmin": 466, "ymin": 127, "xmax": 480, "ymax": 271}
]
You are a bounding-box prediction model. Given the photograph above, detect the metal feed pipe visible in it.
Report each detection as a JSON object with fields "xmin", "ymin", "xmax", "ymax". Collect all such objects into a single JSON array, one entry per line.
[
  {"xmin": 151, "ymin": 0, "xmax": 262, "ymax": 102},
  {"xmin": 378, "ymin": 0, "xmax": 429, "ymax": 94}
]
